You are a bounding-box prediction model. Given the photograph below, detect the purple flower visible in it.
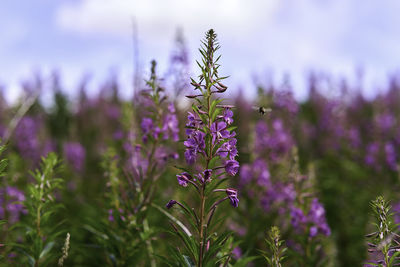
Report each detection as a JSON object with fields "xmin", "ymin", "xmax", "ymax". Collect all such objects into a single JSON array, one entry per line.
[
  {"xmin": 308, "ymin": 198, "xmax": 331, "ymax": 236},
  {"xmin": 166, "ymin": 200, "xmax": 177, "ymax": 209},
  {"xmin": 253, "ymin": 159, "xmax": 270, "ymax": 187},
  {"xmin": 309, "ymin": 226, "xmax": 318, "ymax": 237},
  {"xmin": 274, "ymin": 90, "xmax": 299, "ymax": 114},
  {"xmin": 232, "ymin": 247, "xmax": 242, "ymax": 259},
  {"xmin": 0, "ymin": 186, "xmax": 26, "ymax": 223},
  {"xmin": 375, "ymin": 113, "xmax": 395, "ymax": 132},
  {"xmin": 290, "ymin": 207, "xmax": 307, "ymax": 230},
  {"xmin": 113, "ymin": 130, "xmax": 124, "ymax": 140},
  {"xmin": 223, "ymin": 108, "xmax": 234, "ymax": 125},
  {"xmin": 385, "ymin": 142, "xmax": 397, "ymax": 171},
  {"xmin": 106, "ymin": 105, "xmax": 121, "ymax": 120},
  {"xmin": 211, "ymin": 121, "xmax": 234, "ymax": 144},
  {"xmin": 218, "ymin": 138, "xmax": 238, "ymax": 160},
  {"xmin": 365, "ymin": 142, "xmax": 379, "ymax": 168},
  {"xmin": 185, "ymin": 112, "xmax": 201, "ymax": 136},
  {"xmin": 204, "ymin": 169, "xmax": 212, "ymax": 182},
  {"xmin": 184, "ymin": 131, "xmax": 205, "ymax": 164},
  {"xmin": 63, "ymin": 142, "xmax": 85, "ymax": 172},
  {"xmin": 195, "ymin": 169, "xmax": 212, "ymax": 183},
  {"xmin": 254, "ymin": 120, "xmax": 293, "ymax": 162},
  {"xmin": 225, "ymin": 160, "xmax": 239, "ymax": 176},
  {"xmin": 239, "ymin": 159, "xmax": 270, "ymax": 188},
  {"xmin": 226, "ymin": 188, "xmax": 239, "ymax": 208},
  {"xmin": 141, "ymin": 117, "xmax": 160, "ymax": 142},
  {"xmin": 162, "ymin": 103, "xmax": 179, "ymax": 141},
  {"xmin": 108, "ymin": 209, "xmax": 114, "ymax": 222},
  {"xmin": 176, "ymin": 172, "xmax": 193, "ymax": 187},
  {"xmin": 239, "ymin": 164, "xmax": 252, "ymax": 185},
  {"xmin": 14, "ymin": 116, "xmax": 41, "ymax": 161}
]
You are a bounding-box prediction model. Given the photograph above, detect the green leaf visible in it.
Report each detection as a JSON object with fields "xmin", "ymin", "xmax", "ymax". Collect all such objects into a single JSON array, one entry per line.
[
  {"xmin": 39, "ymin": 241, "xmax": 55, "ymax": 259},
  {"xmin": 232, "ymin": 256, "xmax": 259, "ymax": 267},
  {"xmin": 183, "ymin": 255, "xmax": 196, "ymax": 267},
  {"xmin": 151, "ymin": 203, "xmax": 192, "ymax": 237}
]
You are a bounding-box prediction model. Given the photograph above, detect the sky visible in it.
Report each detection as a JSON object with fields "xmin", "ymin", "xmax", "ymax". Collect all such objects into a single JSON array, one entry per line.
[{"xmin": 1, "ymin": 0, "xmax": 400, "ymax": 102}]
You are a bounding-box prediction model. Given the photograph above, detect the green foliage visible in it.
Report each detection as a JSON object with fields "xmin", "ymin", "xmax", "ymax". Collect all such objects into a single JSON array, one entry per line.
[
  {"xmin": 0, "ymin": 143, "xmax": 7, "ymax": 177},
  {"xmin": 261, "ymin": 226, "xmax": 287, "ymax": 267},
  {"xmin": 366, "ymin": 196, "xmax": 399, "ymax": 267},
  {"xmin": 12, "ymin": 153, "xmax": 65, "ymax": 266}
]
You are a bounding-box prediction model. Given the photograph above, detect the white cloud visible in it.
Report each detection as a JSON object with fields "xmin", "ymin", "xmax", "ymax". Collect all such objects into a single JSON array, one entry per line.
[
  {"xmin": 56, "ymin": 0, "xmax": 280, "ymax": 41},
  {"xmin": 52, "ymin": 0, "xmax": 400, "ymax": 100}
]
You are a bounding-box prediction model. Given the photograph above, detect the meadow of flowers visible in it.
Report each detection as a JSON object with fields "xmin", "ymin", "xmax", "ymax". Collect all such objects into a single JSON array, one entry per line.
[{"xmin": 1, "ymin": 29, "xmax": 400, "ymax": 266}]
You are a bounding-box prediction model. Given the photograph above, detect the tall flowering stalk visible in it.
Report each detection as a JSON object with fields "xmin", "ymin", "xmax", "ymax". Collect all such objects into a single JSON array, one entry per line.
[
  {"xmin": 166, "ymin": 29, "xmax": 239, "ymax": 266},
  {"xmin": 90, "ymin": 60, "xmax": 179, "ymax": 266}
]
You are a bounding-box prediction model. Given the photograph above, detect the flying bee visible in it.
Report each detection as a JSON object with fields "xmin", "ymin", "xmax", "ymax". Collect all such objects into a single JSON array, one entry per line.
[{"xmin": 252, "ymin": 106, "xmax": 272, "ymax": 115}]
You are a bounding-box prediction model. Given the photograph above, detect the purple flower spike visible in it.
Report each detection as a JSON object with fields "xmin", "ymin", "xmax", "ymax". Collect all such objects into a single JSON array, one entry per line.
[
  {"xmin": 166, "ymin": 200, "xmax": 177, "ymax": 209},
  {"xmin": 176, "ymin": 172, "xmax": 193, "ymax": 187},
  {"xmin": 225, "ymin": 160, "xmax": 240, "ymax": 176},
  {"xmin": 226, "ymin": 188, "xmax": 239, "ymax": 208},
  {"xmin": 309, "ymin": 226, "xmax": 318, "ymax": 237},
  {"xmin": 63, "ymin": 142, "xmax": 86, "ymax": 172}
]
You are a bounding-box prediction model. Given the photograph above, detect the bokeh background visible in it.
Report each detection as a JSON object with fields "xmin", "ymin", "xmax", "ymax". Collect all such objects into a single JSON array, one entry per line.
[{"xmin": 2, "ymin": 0, "xmax": 400, "ymax": 100}]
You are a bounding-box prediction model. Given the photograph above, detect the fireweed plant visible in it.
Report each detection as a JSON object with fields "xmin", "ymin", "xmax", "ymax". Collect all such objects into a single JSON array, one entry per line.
[
  {"xmin": 261, "ymin": 226, "xmax": 287, "ymax": 267},
  {"xmin": 11, "ymin": 153, "xmax": 67, "ymax": 266},
  {"xmin": 365, "ymin": 196, "xmax": 400, "ymax": 266},
  {"xmin": 164, "ymin": 29, "xmax": 240, "ymax": 266},
  {"xmin": 86, "ymin": 60, "xmax": 179, "ymax": 266}
]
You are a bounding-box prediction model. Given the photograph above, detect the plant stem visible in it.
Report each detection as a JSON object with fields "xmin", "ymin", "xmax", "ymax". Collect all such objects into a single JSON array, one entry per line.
[
  {"xmin": 143, "ymin": 218, "xmax": 156, "ymax": 267},
  {"xmin": 198, "ymin": 72, "xmax": 213, "ymax": 267},
  {"xmin": 198, "ymin": 183, "xmax": 206, "ymax": 267}
]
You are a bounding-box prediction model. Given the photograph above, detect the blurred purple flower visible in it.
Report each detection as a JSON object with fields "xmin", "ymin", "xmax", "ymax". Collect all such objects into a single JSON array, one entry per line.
[
  {"xmin": 106, "ymin": 105, "xmax": 121, "ymax": 120},
  {"xmin": 307, "ymin": 198, "xmax": 331, "ymax": 236},
  {"xmin": 162, "ymin": 103, "xmax": 179, "ymax": 142},
  {"xmin": 255, "ymin": 120, "xmax": 293, "ymax": 162},
  {"xmin": 63, "ymin": 142, "xmax": 86, "ymax": 172},
  {"xmin": 141, "ymin": 117, "xmax": 160, "ymax": 142},
  {"xmin": 14, "ymin": 116, "xmax": 41, "ymax": 161},
  {"xmin": 0, "ymin": 186, "xmax": 26, "ymax": 223},
  {"xmin": 385, "ymin": 142, "xmax": 397, "ymax": 171}
]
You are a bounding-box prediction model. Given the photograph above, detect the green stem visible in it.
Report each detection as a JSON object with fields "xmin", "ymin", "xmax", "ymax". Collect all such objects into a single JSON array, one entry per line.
[
  {"xmin": 143, "ymin": 218, "xmax": 156, "ymax": 267},
  {"xmin": 198, "ymin": 73, "xmax": 213, "ymax": 267}
]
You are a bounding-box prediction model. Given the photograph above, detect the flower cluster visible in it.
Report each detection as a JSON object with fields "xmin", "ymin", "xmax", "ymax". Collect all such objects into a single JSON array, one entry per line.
[
  {"xmin": 0, "ymin": 186, "xmax": 26, "ymax": 223},
  {"xmin": 166, "ymin": 29, "xmax": 240, "ymax": 266},
  {"xmin": 140, "ymin": 60, "xmax": 179, "ymax": 144},
  {"xmin": 63, "ymin": 141, "xmax": 86, "ymax": 172},
  {"xmin": 254, "ymin": 119, "xmax": 293, "ymax": 162},
  {"xmin": 290, "ymin": 198, "xmax": 331, "ymax": 237}
]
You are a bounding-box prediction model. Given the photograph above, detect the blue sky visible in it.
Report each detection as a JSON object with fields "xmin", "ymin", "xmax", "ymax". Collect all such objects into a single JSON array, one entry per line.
[{"xmin": 1, "ymin": 0, "xmax": 400, "ymax": 102}]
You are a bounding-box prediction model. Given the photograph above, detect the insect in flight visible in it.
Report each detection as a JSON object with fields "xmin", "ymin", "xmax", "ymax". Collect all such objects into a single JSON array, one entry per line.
[{"xmin": 252, "ymin": 106, "xmax": 272, "ymax": 115}]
